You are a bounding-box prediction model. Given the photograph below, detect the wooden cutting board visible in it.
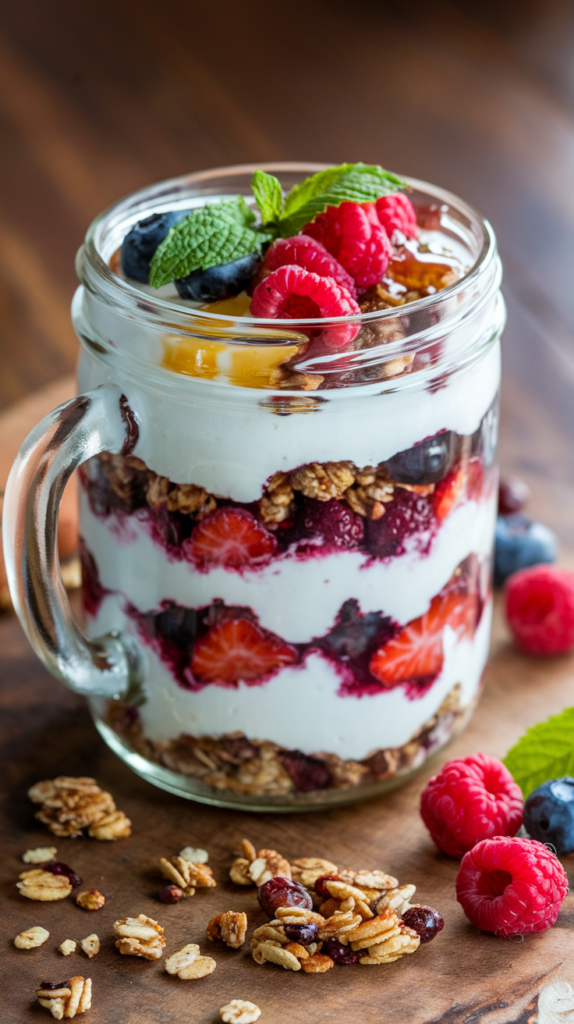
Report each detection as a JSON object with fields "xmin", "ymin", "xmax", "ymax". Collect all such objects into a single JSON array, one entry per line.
[{"xmin": 2, "ymin": 595, "xmax": 574, "ymax": 1024}]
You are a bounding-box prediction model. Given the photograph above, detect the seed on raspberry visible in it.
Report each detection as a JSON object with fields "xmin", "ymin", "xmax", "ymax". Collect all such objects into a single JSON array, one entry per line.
[
  {"xmin": 264, "ymin": 235, "xmax": 357, "ymax": 298},
  {"xmin": 505, "ymin": 565, "xmax": 574, "ymax": 655},
  {"xmin": 257, "ymin": 877, "xmax": 313, "ymax": 918},
  {"xmin": 401, "ymin": 905, "xmax": 444, "ymax": 943},
  {"xmin": 375, "ymin": 193, "xmax": 418, "ymax": 240},
  {"xmin": 303, "ymin": 201, "xmax": 392, "ymax": 288},
  {"xmin": 456, "ymin": 836, "xmax": 569, "ymax": 936},
  {"xmin": 250, "ymin": 264, "xmax": 361, "ymax": 350},
  {"xmin": 420, "ymin": 753, "xmax": 524, "ymax": 858}
]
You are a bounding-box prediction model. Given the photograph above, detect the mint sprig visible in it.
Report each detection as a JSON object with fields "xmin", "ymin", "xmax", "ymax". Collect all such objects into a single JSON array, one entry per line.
[
  {"xmin": 149, "ymin": 197, "xmax": 271, "ymax": 288},
  {"xmin": 504, "ymin": 706, "xmax": 574, "ymax": 797},
  {"xmin": 149, "ymin": 163, "xmax": 408, "ymax": 287},
  {"xmin": 278, "ymin": 163, "xmax": 407, "ymax": 236}
]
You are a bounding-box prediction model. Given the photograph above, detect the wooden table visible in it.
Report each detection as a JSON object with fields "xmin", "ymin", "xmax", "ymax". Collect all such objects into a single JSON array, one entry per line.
[{"xmin": 2, "ymin": 1, "xmax": 574, "ymax": 1019}]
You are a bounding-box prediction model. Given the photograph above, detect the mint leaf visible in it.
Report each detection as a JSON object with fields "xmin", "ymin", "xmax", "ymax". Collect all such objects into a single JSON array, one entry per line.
[
  {"xmin": 149, "ymin": 197, "xmax": 269, "ymax": 288},
  {"xmin": 503, "ymin": 706, "xmax": 574, "ymax": 797},
  {"xmin": 251, "ymin": 170, "xmax": 283, "ymax": 226},
  {"xmin": 279, "ymin": 162, "xmax": 407, "ymax": 236}
]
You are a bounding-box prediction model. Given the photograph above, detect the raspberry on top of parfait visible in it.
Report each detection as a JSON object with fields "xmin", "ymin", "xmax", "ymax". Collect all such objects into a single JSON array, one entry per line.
[{"xmin": 117, "ymin": 163, "xmax": 465, "ymax": 383}]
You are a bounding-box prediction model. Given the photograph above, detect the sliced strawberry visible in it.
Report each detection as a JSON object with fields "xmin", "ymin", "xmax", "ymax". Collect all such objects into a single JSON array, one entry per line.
[
  {"xmin": 369, "ymin": 595, "xmax": 447, "ymax": 686},
  {"xmin": 191, "ymin": 618, "xmax": 298, "ymax": 683},
  {"xmin": 369, "ymin": 590, "xmax": 477, "ymax": 687},
  {"xmin": 434, "ymin": 467, "xmax": 466, "ymax": 522},
  {"xmin": 184, "ymin": 507, "xmax": 276, "ymax": 571}
]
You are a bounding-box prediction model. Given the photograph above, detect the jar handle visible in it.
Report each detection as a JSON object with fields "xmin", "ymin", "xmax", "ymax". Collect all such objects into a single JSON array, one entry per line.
[{"xmin": 2, "ymin": 384, "xmax": 141, "ymax": 698}]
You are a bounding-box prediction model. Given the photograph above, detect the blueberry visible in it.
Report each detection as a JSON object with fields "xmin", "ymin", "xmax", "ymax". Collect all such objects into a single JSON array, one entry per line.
[
  {"xmin": 175, "ymin": 252, "xmax": 261, "ymax": 303},
  {"xmin": 121, "ymin": 211, "xmax": 188, "ymax": 283},
  {"xmin": 470, "ymin": 400, "xmax": 499, "ymax": 468},
  {"xmin": 384, "ymin": 431, "xmax": 456, "ymax": 485},
  {"xmin": 524, "ymin": 778, "xmax": 574, "ymax": 854},
  {"xmin": 494, "ymin": 514, "xmax": 557, "ymax": 587}
]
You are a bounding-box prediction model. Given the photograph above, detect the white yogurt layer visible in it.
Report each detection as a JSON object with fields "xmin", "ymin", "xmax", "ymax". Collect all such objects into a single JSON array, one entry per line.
[
  {"xmin": 89, "ymin": 593, "xmax": 492, "ymax": 760},
  {"xmin": 80, "ymin": 488, "xmax": 496, "ymax": 640},
  {"xmin": 76, "ymin": 335, "xmax": 500, "ymax": 504}
]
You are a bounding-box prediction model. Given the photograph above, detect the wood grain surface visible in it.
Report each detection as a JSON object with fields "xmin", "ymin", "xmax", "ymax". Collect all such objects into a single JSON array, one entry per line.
[
  {"xmin": 2, "ymin": 2, "xmax": 574, "ymax": 1021},
  {"xmin": 1, "ymin": 600, "xmax": 574, "ymax": 1024}
]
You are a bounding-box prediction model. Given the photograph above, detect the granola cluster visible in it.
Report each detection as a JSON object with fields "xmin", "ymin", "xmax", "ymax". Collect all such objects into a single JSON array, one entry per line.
[
  {"xmin": 35, "ymin": 977, "xmax": 92, "ymax": 1019},
  {"xmin": 159, "ymin": 853, "xmax": 217, "ymax": 895},
  {"xmin": 113, "ymin": 914, "xmax": 165, "ymax": 960},
  {"xmin": 109, "ymin": 683, "xmax": 467, "ymax": 799},
  {"xmin": 259, "ymin": 458, "xmax": 433, "ymax": 524},
  {"xmin": 235, "ymin": 841, "xmax": 423, "ymax": 972},
  {"xmin": 28, "ymin": 776, "xmax": 131, "ymax": 840}
]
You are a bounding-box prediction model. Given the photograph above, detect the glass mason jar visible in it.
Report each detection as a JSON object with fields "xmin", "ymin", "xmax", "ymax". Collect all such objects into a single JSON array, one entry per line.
[{"xmin": 3, "ymin": 164, "xmax": 504, "ymax": 811}]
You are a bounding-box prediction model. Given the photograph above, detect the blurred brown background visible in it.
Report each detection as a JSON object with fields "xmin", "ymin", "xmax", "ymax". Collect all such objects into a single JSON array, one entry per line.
[{"xmin": 0, "ymin": 0, "xmax": 574, "ymax": 537}]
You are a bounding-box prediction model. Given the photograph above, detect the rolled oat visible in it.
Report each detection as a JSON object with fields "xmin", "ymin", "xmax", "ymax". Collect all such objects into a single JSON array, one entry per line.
[
  {"xmin": 178, "ymin": 846, "xmax": 208, "ymax": 863},
  {"xmin": 300, "ymin": 953, "xmax": 334, "ymax": 973},
  {"xmin": 14, "ymin": 926, "xmax": 49, "ymax": 949},
  {"xmin": 22, "ymin": 846, "xmax": 58, "ymax": 864},
  {"xmin": 58, "ymin": 940, "xmax": 77, "ymax": 956},
  {"xmin": 81, "ymin": 935, "xmax": 100, "ymax": 958},
  {"xmin": 17, "ymin": 868, "xmax": 72, "ymax": 901}
]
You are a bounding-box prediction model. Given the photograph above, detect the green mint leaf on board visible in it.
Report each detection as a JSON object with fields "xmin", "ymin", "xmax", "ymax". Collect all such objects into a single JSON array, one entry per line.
[
  {"xmin": 503, "ymin": 706, "xmax": 574, "ymax": 797},
  {"xmin": 279, "ymin": 162, "xmax": 408, "ymax": 236},
  {"xmin": 149, "ymin": 197, "xmax": 269, "ymax": 288},
  {"xmin": 251, "ymin": 170, "xmax": 283, "ymax": 227}
]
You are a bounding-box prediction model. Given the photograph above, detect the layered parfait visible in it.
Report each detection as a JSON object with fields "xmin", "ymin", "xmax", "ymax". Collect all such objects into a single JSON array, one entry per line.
[{"xmin": 75, "ymin": 163, "xmax": 501, "ymax": 805}]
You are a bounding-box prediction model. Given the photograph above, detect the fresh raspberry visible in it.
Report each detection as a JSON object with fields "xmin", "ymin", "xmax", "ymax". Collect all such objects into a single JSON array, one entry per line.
[
  {"xmin": 184, "ymin": 507, "xmax": 276, "ymax": 571},
  {"xmin": 455, "ymin": 836, "xmax": 568, "ymax": 936},
  {"xmin": 264, "ymin": 235, "xmax": 357, "ymax": 298},
  {"xmin": 505, "ymin": 565, "xmax": 574, "ymax": 655},
  {"xmin": 420, "ymin": 754, "xmax": 524, "ymax": 858},
  {"xmin": 303, "ymin": 202, "xmax": 393, "ymax": 288},
  {"xmin": 250, "ymin": 264, "xmax": 361, "ymax": 350},
  {"xmin": 369, "ymin": 591, "xmax": 475, "ymax": 687},
  {"xmin": 375, "ymin": 193, "xmax": 418, "ymax": 240},
  {"xmin": 191, "ymin": 618, "xmax": 297, "ymax": 684}
]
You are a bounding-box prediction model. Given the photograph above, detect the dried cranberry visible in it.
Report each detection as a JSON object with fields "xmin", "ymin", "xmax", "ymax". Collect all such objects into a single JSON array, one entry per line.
[
  {"xmin": 325, "ymin": 937, "xmax": 358, "ymax": 964},
  {"xmin": 498, "ymin": 478, "xmax": 530, "ymax": 516},
  {"xmin": 283, "ymin": 922, "xmax": 319, "ymax": 944},
  {"xmin": 279, "ymin": 750, "xmax": 332, "ymax": 792},
  {"xmin": 159, "ymin": 884, "xmax": 184, "ymax": 904},
  {"xmin": 401, "ymin": 905, "xmax": 444, "ymax": 944},
  {"xmin": 43, "ymin": 861, "xmax": 82, "ymax": 888},
  {"xmin": 257, "ymin": 877, "xmax": 313, "ymax": 918},
  {"xmin": 314, "ymin": 874, "xmax": 339, "ymax": 899},
  {"xmin": 40, "ymin": 981, "xmax": 69, "ymax": 991}
]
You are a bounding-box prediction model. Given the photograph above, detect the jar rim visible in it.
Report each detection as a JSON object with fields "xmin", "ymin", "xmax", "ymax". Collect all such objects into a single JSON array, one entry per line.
[{"xmin": 78, "ymin": 162, "xmax": 497, "ymax": 333}]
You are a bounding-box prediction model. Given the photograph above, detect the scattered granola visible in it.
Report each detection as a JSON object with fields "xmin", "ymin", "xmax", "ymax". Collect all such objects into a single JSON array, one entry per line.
[
  {"xmin": 243, "ymin": 842, "xmax": 430, "ymax": 974},
  {"xmin": 113, "ymin": 914, "xmax": 165, "ymax": 960},
  {"xmin": 206, "ymin": 911, "xmax": 248, "ymax": 948},
  {"xmin": 59, "ymin": 940, "xmax": 77, "ymax": 956},
  {"xmin": 35, "ymin": 977, "xmax": 92, "ymax": 1019},
  {"xmin": 178, "ymin": 846, "xmax": 209, "ymax": 863},
  {"xmin": 220, "ymin": 999, "xmax": 262, "ymax": 1023},
  {"xmin": 81, "ymin": 935, "xmax": 100, "ymax": 959},
  {"xmin": 76, "ymin": 890, "xmax": 105, "ymax": 911},
  {"xmin": 17, "ymin": 868, "xmax": 72, "ymax": 901},
  {"xmin": 28, "ymin": 776, "xmax": 131, "ymax": 840},
  {"xmin": 165, "ymin": 943, "xmax": 216, "ymax": 980},
  {"xmin": 229, "ymin": 842, "xmax": 291, "ymax": 887},
  {"xmin": 22, "ymin": 846, "xmax": 58, "ymax": 864},
  {"xmin": 159, "ymin": 854, "xmax": 216, "ymax": 895},
  {"xmin": 14, "ymin": 926, "xmax": 49, "ymax": 949}
]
